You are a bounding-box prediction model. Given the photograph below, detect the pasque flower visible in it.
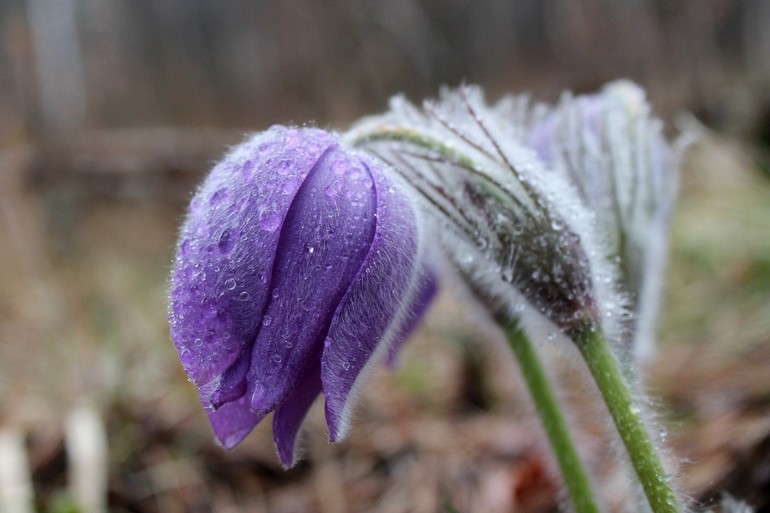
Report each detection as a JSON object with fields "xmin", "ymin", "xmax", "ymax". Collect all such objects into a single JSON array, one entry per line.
[{"xmin": 169, "ymin": 126, "xmax": 435, "ymax": 466}]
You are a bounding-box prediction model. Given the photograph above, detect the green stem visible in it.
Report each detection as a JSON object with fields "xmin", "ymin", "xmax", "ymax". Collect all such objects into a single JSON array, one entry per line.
[
  {"xmin": 576, "ymin": 328, "xmax": 680, "ymax": 513},
  {"xmin": 505, "ymin": 323, "xmax": 602, "ymax": 513}
]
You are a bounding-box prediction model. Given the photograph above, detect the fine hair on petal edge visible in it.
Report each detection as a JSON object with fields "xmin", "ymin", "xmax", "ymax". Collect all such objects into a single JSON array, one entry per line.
[{"xmin": 326, "ymin": 177, "xmax": 432, "ymax": 441}]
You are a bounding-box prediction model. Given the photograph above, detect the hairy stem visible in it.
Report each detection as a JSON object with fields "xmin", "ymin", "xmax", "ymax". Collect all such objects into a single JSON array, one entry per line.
[
  {"xmin": 506, "ymin": 323, "xmax": 602, "ymax": 513},
  {"xmin": 576, "ymin": 328, "xmax": 680, "ymax": 513}
]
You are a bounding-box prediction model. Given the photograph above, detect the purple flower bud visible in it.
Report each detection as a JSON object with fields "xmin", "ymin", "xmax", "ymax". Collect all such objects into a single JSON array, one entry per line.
[{"xmin": 169, "ymin": 126, "xmax": 436, "ymax": 466}]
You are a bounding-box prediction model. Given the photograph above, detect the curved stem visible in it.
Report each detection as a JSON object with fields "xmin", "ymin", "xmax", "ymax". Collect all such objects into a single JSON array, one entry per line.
[
  {"xmin": 576, "ymin": 328, "xmax": 680, "ymax": 513},
  {"xmin": 505, "ymin": 323, "xmax": 602, "ymax": 513}
]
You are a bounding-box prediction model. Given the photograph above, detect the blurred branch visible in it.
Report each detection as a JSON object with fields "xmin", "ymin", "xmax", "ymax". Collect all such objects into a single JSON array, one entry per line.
[
  {"xmin": 0, "ymin": 427, "xmax": 34, "ymax": 513},
  {"xmin": 65, "ymin": 405, "xmax": 108, "ymax": 513},
  {"xmin": 26, "ymin": 127, "xmax": 245, "ymax": 202}
]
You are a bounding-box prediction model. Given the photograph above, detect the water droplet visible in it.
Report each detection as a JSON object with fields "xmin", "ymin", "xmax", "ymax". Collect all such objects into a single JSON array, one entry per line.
[
  {"xmin": 342, "ymin": 361, "xmax": 351, "ymax": 370},
  {"xmin": 239, "ymin": 291, "xmax": 250, "ymax": 301},
  {"xmin": 179, "ymin": 348, "xmax": 192, "ymax": 364},
  {"xmin": 193, "ymin": 338, "xmax": 203, "ymax": 348},
  {"xmin": 271, "ymin": 290, "xmax": 279, "ymax": 299},
  {"xmin": 272, "ymin": 354, "xmax": 282, "ymax": 363},
  {"xmin": 210, "ymin": 188, "xmax": 226, "ymax": 206},
  {"xmin": 262, "ymin": 315, "xmax": 273, "ymax": 327},
  {"xmin": 242, "ymin": 160, "xmax": 256, "ymax": 177},
  {"xmin": 277, "ymin": 159, "xmax": 292, "ymax": 174},
  {"xmin": 306, "ymin": 245, "xmax": 315, "ymax": 254},
  {"xmin": 282, "ymin": 179, "xmax": 300, "ymax": 194},
  {"xmin": 224, "ymin": 278, "xmax": 236, "ymax": 290},
  {"xmin": 218, "ymin": 229, "xmax": 234, "ymax": 253},
  {"xmin": 286, "ymin": 131, "xmax": 301, "ymax": 148},
  {"xmin": 261, "ymin": 214, "xmax": 281, "ymax": 232}
]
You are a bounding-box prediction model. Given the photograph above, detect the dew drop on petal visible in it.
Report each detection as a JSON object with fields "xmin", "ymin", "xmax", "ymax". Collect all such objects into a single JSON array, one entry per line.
[
  {"xmin": 239, "ymin": 291, "xmax": 250, "ymax": 301},
  {"xmin": 210, "ymin": 188, "xmax": 226, "ymax": 206},
  {"xmin": 218, "ymin": 229, "xmax": 234, "ymax": 253},
  {"xmin": 261, "ymin": 214, "xmax": 281, "ymax": 232},
  {"xmin": 282, "ymin": 179, "xmax": 300, "ymax": 195},
  {"xmin": 277, "ymin": 159, "xmax": 292, "ymax": 174},
  {"xmin": 224, "ymin": 278, "xmax": 236, "ymax": 290}
]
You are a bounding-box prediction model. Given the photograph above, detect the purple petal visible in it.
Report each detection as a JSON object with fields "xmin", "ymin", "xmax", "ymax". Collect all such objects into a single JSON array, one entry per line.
[
  {"xmin": 273, "ymin": 362, "xmax": 322, "ymax": 468},
  {"xmin": 386, "ymin": 268, "xmax": 438, "ymax": 366},
  {"xmin": 321, "ymin": 166, "xmax": 428, "ymax": 442},
  {"xmin": 207, "ymin": 396, "xmax": 265, "ymax": 449},
  {"xmin": 245, "ymin": 147, "xmax": 377, "ymax": 416},
  {"xmin": 169, "ymin": 127, "xmax": 337, "ymax": 389}
]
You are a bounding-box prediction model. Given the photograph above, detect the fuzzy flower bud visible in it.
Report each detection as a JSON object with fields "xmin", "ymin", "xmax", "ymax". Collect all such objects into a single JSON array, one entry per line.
[
  {"xmin": 348, "ymin": 88, "xmax": 619, "ymax": 339},
  {"xmin": 169, "ymin": 126, "xmax": 436, "ymax": 466}
]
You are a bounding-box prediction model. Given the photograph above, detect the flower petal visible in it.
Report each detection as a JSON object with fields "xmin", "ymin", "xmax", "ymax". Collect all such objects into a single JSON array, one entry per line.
[
  {"xmin": 169, "ymin": 127, "xmax": 337, "ymax": 389},
  {"xmin": 245, "ymin": 147, "xmax": 377, "ymax": 416},
  {"xmin": 321, "ymin": 167, "xmax": 427, "ymax": 441},
  {"xmin": 273, "ymin": 363, "xmax": 322, "ymax": 468},
  {"xmin": 207, "ymin": 396, "xmax": 265, "ymax": 450}
]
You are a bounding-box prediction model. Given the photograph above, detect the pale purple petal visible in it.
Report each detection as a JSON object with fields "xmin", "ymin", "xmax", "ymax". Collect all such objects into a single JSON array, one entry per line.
[
  {"xmin": 207, "ymin": 396, "xmax": 265, "ymax": 449},
  {"xmin": 321, "ymin": 169, "xmax": 424, "ymax": 442},
  {"xmin": 245, "ymin": 147, "xmax": 377, "ymax": 415},
  {"xmin": 169, "ymin": 127, "xmax": 336, "ymax": 389},
  {"xmin": 273, "ymin": 362, "xmax": 322, "ymax": 468}
]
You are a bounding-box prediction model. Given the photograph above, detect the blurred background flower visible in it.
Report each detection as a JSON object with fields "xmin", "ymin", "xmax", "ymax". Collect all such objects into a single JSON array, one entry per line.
[{"xmin": 1, "ymin": 1, "xmax": 769, "ymax": 512}]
